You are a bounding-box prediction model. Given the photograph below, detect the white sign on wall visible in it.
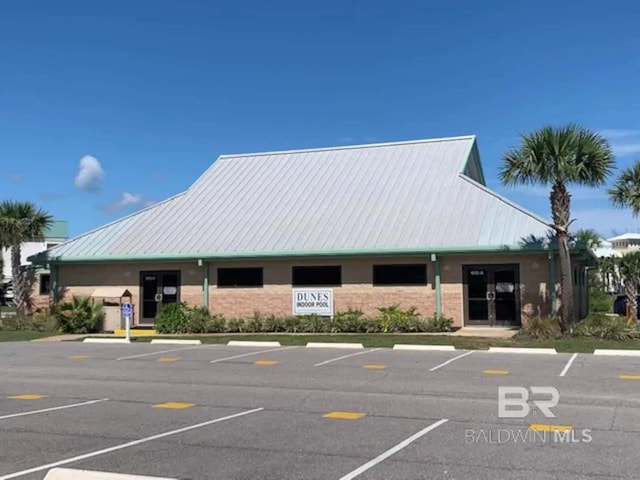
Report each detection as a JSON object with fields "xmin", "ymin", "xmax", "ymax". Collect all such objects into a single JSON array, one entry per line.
[{"xmin": 292, "ymin": 288, "xmax": 333, "ymax": 316}]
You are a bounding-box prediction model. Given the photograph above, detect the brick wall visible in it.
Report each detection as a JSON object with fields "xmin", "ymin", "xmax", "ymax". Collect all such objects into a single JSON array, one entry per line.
[{"xmin": 57, "ymin": 253, "xmax": 556, "ymax": 329}]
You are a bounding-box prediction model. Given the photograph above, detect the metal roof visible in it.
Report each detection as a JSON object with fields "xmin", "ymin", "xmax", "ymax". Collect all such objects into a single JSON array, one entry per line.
[
  {"xmin": 36, "ymin": 135, "xmax": 554, "ymax": 262},
  {"xmin": 607, "ymin": 233, "xmax": 640, "ymax": 241}
]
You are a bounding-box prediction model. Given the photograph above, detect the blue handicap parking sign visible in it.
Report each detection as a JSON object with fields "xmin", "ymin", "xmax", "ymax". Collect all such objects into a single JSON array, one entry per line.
[{"xmin": 122, "ymin": 303, "xmax": 132, "ymax": 317}]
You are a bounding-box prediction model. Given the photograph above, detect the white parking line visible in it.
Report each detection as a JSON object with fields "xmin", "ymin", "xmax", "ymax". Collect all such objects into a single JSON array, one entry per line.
[
  {"xmin": 559, "ymin": 353, "xmax": 578, "ymax": 377},
  {"xmin": 210, "ymin": 346, "xmax": 297, "ymax": 364},
  {"xmin": 0, "ymin": 407, "xmax": 264, "ymax": 480},
  {"xmin": 338, "ymin": 418, "xmax": 449, "ymax": 479},
  {"xmin": 0, "ymin": 399, "xmax": 109, "ymax": 421},
  {"xmin": 428, "ymin": 351, "xmax": 474, "ymax": 372},
  {"xmin": 314, "ymin": 348, "xmax": 382, "ymax": 367},
  {"xmin": 116, "ymin": 346, "xmax": 206, "ymax": 361}
]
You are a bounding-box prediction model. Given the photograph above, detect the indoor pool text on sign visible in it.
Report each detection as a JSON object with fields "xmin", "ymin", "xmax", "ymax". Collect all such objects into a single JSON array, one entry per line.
[{"xmin": 292, "ymin": 288, "xmax": 334, "ymax": 316}]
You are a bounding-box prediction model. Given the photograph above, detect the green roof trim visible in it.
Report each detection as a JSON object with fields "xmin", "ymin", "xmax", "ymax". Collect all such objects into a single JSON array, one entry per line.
[
  {"xmin": 28, "ymin": 243, "xmax": 594, "ymax": 265},
  {"xmin": 45, "ymin": 220, "xmax": 69, "ymax": 239}
]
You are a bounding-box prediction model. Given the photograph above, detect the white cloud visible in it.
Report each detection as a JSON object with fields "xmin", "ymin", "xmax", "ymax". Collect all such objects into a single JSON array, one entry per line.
[
  {"xmin": 612, "ymin": 143, "xmax": 640, "ymax": 156},
  {"xmin": 74, "ymin": 155, "xmax": 104, "ymax": 192},
  {"xmin": 101, "ymin": 192, "xmax": 152, "ymax": 215},
  {"xmin": 599, "ymin": 129, "xmax": 640, "ymax": 139}
]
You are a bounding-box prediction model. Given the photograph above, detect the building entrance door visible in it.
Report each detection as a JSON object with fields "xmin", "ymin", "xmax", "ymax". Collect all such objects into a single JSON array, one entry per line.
[
  {"xmin": 140, "ymin": 271, "xmax": 180, "ymax": 324},
  {"xmin": 463, "ymin": 264, "xmax": 520, "ymax": 327}
]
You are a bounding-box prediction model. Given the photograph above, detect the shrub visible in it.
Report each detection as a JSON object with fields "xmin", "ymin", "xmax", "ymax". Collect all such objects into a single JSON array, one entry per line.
[
  {"xmin": 424, "ymin": 315, "xmax": 454, "ymax": 333},
  {"xmin": 589, "ymin": 288, "xmax": 614, "ymax": 313},
  {"xmin": 185, "ymin": 306, "xmax": 212, "ymax": 334},
  {"xmin": 58, "ymin": 296, "xmax": 103, "ymax": 334},
  {"xmin": 155, "ymin": 302, "xmax": 189, "ymax": 334},
  {"xmin": 283, "ymin": 316, "xmax": 302, "ymax": 333},
  {"xmin": 262, "ymin": 314, "xmax": 287, "ymax": 333},
  {"xmin": 30, "ymin": 310, "xmax": 60, "ymax": 332},
  {"xmin": 207, "ymin": 314, "xmax": 226, "ymax": 333},
  {"xmin": 298, "ymin": 314, "xmax": 331, "ymax": 333},
  {"xmin": 375, "ymin": 305, "xmax": 423, "ymax": 333},
  {"xmin": 332, "ymin": 308, "xmax": 364, "ymax": 332},
  {"xmin": 572, "ymin": 313, "xmax": 636, "ymax": 340},
  {"xmin": 517, "ymin": 316, "xmax": 561, "ymax": 339},
  {"xmin": 245, "ymin": 313, "xmax": 264, "ymax": 333},
  {"xmin": 225, "ymin": 318, "xmax": 246, "ymax": 333}
]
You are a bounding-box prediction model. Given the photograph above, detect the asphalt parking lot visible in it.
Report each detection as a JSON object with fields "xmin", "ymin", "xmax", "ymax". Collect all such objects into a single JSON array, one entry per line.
[{"xmin": 1, "ymin": 342, "xmax": 640, "ymax": 480}]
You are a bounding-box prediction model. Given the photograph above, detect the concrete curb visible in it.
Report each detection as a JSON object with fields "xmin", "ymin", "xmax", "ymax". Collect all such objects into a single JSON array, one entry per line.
[
  {"xmin": 392, "ymin": 344, "xmax": 456, "ymax": 351},
  {"xmin": 150, "ymin": 339, "xmax": 202, "ymax": 345},
  {"xmin": 227, "ymin": 340, "xmax": 282, "ymax": 347},
  {"xmin": 306, "ymin": 342, "xmax": 364, "ymax": 349},
  {"xmin": 593, "ymin": 349, "xmax": 640, "ymax": 356},
  {"xmin": 83, "ymin": 338, "xmax": 130, "ymax": 344},
  {"xmin": 44, "ymin": 468, "xmax": 177, "ymax": 479},
  {"xmin": 487, "ymin": 347, "xmax": 558, "ymax": 354}
]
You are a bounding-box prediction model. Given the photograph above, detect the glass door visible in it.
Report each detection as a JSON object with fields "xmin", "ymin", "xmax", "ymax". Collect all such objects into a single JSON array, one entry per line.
[
  {"xmin": 464, "ymin": 265, "xmax": 520, "ymax": 327},
  {"xmin": 465, "ymin": 267, "xmax": 490, "ymax": 324},
  {"xmin": 140, "ymin": 271, "xmax": 181, "ymax": 324}
]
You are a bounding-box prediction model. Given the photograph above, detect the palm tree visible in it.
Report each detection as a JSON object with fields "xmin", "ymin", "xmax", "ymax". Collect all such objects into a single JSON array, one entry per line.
[
  {"xmin": 618, "ymin": 252, "xmax": 640, "ymax": 321},
  {"xmin": 0, "ymin": 201, "xmax": 53, "ymax": 315},
  {"xmin": 609, "ymin": 162, "xmax": 640, "ymax": 216},
  {"xmin": 574, "ymin": 228, "xmax": 602, "ymax": 250},
  {"xmin": 499, "ymin": 125, "xmax": 615, "ymax": 332}
]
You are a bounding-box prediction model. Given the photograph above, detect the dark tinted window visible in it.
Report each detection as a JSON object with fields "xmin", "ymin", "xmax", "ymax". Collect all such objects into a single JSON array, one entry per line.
[
  {"xmin": 39, "ymin": 274, "xmax": 51, "ymax": 295},
  {"xmin": 373, "ymin": 264, "xmax": 427, "ymax": 285},
  {"xmin": 217, "ymin": 268, "xmax": 263, "ymax": 287},
  {"xmin": 292, "ymin": 266, "xmax": 341, "ymax": 286}
]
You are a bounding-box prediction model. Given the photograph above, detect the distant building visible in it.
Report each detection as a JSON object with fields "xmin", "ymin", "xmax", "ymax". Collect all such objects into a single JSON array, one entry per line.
[
  {"xmin": 2, "ymin": 220, "xmax": 69, "ymax": 283},
  {"xmin": 594, "ymin": 239, "xmax": 623, "ymax": 259},
  {"xmin": 606, "ymin": 233, "xmax": 640, "ymax": 255}
]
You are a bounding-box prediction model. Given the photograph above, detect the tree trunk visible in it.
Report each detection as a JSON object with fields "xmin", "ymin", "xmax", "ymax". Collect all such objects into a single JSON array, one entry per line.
[
  {"xmin": 625, "ymin": 277, "xmax": 638, "ymax": 321},
  {"xmin": 10, "ymin": 245, "xmax": 28, "ymax": 316},
  {"xmin": 550, "ymin": 183, "xmax": 575, "ymax": 333}
]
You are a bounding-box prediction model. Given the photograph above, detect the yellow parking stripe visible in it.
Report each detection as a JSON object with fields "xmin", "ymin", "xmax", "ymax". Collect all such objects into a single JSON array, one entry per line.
[
  {"xmin": 254, "ymin": 360, "xmax": 279, "ymax": 365},
  {"xmin": 8, "ymin": 394, "xmax": 49, "ymax": 400},
  {"xmin": 68, "ymin": 355, "xmax": 90, "ymax": 359},
  {"xmin": 529, "ymin": 424, "xmax": 573, "ymax": 432},
  {"xmin": 363, "ymin": 364, "xmax": 387, "ymax": 370},
  {"xmin": 323, "ymin": 411, "xmax": 366, "ymax": 420},
  {"xmin": 153, "ymin": 402, "xmax": 195, "ymax": 409},
  {"xmin": 483, "ymin": 369, "xmax": 509, "ymax": 375},
  {"xmin": 620, "ymin": 374, "xmax": 640, "ymax": 380},
  {"xmin": 157, "ymin": 357, "xmax": 180, "ymax": 362}
]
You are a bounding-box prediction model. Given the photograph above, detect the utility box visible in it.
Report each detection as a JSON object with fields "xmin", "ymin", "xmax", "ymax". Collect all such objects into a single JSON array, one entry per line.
[{"xmin": 90, "ymin": 287, "xmax": 133, "ymax": 332}]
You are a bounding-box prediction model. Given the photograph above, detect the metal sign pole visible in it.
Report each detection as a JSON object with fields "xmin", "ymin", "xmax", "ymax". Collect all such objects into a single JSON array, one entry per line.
[
  {"xmin": 122, "ymin": 303, "xmax": 132, "ymax": 343},
  {"xmin": 125, "ymin": 313, "xmax": 131, "ymax": 343}
]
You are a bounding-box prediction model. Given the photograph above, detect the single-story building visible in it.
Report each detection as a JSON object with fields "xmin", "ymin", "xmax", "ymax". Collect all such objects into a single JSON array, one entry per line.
[{"xmin": 30, "ymin": 135, "xmax": 594, "ymax": 328}]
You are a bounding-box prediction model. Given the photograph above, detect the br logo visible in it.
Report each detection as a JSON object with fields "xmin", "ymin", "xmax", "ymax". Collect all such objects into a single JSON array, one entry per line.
[{"xmin": 497, "ymin": 386, "xmax": 559, "ymax": 418}]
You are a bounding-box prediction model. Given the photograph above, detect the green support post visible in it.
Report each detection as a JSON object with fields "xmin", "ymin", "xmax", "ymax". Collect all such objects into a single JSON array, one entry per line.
[{"xmin": 431, "ymin": 253, "xmax": 442, "ymax": 318}]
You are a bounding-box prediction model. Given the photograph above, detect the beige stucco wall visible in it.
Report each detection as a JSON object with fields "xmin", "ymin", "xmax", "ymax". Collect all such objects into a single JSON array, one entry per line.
[{"xmin": 53, "ymin": 253, "xmax": 559, "ymax": 328}]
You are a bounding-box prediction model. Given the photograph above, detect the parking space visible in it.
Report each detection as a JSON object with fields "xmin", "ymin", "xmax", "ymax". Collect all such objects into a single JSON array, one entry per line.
[{"xmin": 1, "ymin": 342, "xmax": 640, "ymax": 479}]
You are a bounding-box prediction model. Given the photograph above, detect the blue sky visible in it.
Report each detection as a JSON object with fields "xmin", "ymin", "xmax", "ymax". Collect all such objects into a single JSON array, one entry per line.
[{"xmin": 1, "ymin": 0, "xmax": 640, "ymax": 239}]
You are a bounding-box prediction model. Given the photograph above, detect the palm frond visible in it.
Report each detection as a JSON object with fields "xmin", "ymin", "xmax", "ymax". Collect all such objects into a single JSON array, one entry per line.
[{"xmin": 608, "ymin": 161, "xmax": 640, "ymax": 216}]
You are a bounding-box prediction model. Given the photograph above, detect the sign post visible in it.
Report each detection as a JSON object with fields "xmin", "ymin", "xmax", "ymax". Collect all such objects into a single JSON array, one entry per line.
[{"xmin": 122, "ymin": 303, "xmax": 132, "ymax": 343}]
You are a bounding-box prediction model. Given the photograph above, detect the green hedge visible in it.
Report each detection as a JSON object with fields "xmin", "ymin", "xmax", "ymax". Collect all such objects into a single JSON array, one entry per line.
[{"xmin": 154, "ymin": 303, "xmax": 453, "ymax": 334}]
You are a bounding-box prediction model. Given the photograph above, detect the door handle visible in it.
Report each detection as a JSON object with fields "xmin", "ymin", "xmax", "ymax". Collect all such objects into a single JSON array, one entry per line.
[
  {"xmin": 486, "ymin": 292, "xmax": 496, "ymax": 301},
  {"xmin": 154, "ymin": 293, "xmax": 163, "ymax": 302}
]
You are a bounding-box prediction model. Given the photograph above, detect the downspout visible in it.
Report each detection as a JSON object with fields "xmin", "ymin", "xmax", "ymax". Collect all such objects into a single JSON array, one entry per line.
[
  {"xmin": 548, "ymin": 250, "xmax": 557, "ymax": 315},
  {"xmin": 431, "ymin": 253, "xmax": 442, "ymax": 318}
]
